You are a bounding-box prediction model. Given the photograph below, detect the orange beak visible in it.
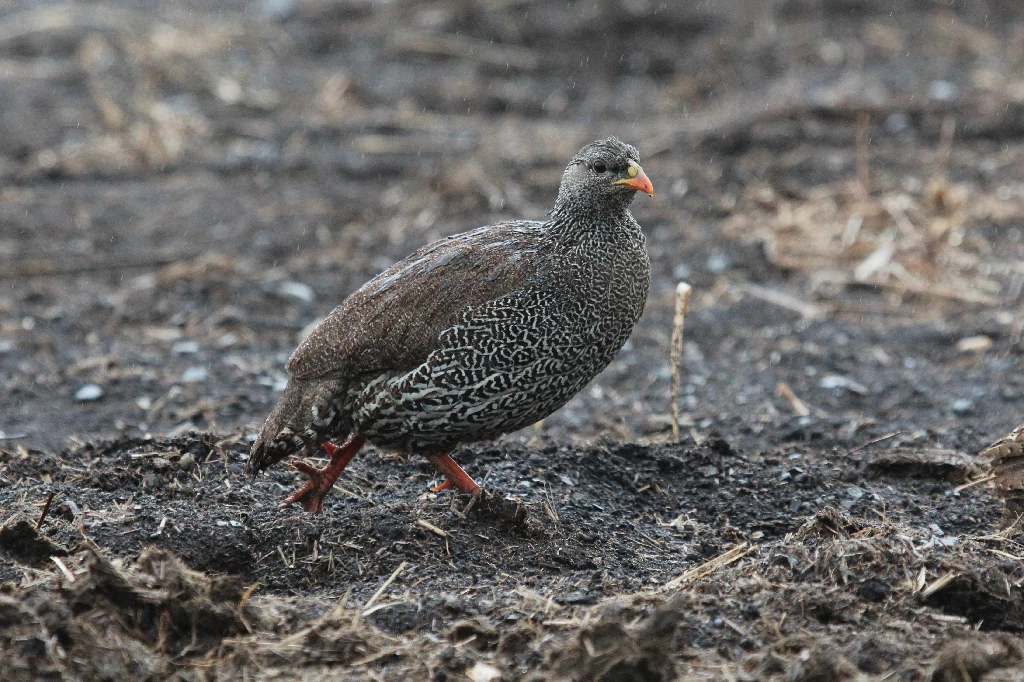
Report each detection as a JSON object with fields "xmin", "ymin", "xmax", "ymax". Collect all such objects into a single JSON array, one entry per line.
[{"xmin": 612, "ymin": 162, "xmax": 654, "ymax": 196}]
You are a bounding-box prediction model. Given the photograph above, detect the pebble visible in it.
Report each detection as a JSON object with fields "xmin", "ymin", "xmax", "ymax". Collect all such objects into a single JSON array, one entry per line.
[
  {"xmin": 278, "ymin": 281, "xmax": 316, "ymax": 303},
  {"xmin": 56, "ymin": 500, "xmax": 79, "ymax": 521},
  {"xmin": 262, "ymin": 0, "xmax": 295, "ymax": 21},
  {"xmin": 172, "ymin": 340, "xmax": 200, "ymax": 354},
  {"xmin": 819, "ymin": 374, "xmax": 869, "ymax": 395},
  {"xmin": 928, "ymin": 79, "xmax": 958, "ymax": 101},
  {"xmin": 706, "ymin": 251, "xmax": 731, "ymax": 274},
  {"xmin": 181, "ymin": 366, "xmax": 208, "ymax": 383},
  {"xmin": 178, "ymin": 452, "xmax": 196, "ymax": 470},
  {"xmin": 951, "ymin": 398, "xmax": 973, "ymax": 414},
  {"xmin": 75, "ymin": 384, "xmax": 104, "ymax": 401}
]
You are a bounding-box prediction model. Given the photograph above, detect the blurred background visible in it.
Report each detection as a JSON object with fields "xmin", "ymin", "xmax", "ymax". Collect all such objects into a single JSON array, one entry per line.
[{"xmin": 1, "ymin": 0, "xmax": 1022, "ymax": 453}]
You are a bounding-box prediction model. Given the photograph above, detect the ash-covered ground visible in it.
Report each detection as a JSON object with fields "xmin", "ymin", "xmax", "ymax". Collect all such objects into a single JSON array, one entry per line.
[{"xmin": 2, "ymin": 1, "xmax": 1024, "ymax": 679}]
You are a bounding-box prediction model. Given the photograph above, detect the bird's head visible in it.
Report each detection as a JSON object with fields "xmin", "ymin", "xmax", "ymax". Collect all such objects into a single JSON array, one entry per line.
[{"xmin": 554, "ymin": 137, "xmax": 654, "ymax": 216}]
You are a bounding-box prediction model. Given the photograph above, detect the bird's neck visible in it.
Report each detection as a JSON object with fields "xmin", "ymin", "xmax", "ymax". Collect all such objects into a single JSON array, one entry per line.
[{"xmin": 548, "ymin": 196, "xmax": 635, "ymax": 236}]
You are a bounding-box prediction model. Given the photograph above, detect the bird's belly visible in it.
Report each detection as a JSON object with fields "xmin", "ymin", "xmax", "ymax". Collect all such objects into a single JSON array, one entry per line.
[{"xmin": 351, "ymin": 318, "xmax": 632, "ymax": 453}]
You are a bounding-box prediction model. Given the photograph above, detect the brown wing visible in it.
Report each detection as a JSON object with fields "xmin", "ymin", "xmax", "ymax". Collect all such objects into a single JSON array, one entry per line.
[{"xmin": 287, "ymin": 221, "xmax": 546, "ymax": 381}]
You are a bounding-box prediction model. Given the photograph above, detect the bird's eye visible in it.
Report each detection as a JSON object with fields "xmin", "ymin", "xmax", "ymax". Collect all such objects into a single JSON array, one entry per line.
[{"xmin": 593, "ymin": 160, "xmax": 607, "ymax": 174}]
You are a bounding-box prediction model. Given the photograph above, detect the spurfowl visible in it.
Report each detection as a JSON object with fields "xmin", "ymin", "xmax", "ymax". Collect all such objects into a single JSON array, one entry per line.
[{"xmin": 247, "ymin": 137, "xmax": 654, "ymax": 512}]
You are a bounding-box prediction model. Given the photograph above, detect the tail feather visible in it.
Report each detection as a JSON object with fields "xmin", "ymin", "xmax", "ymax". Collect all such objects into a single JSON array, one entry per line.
[{"xmin": 247, "ymin": 377, "xmax": 350, "ymax": 475}]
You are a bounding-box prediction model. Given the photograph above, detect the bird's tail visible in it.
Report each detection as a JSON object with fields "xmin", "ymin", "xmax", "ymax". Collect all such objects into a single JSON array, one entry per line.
[{"xmin": 247, "ymin": 377, "xmax": 350, "ymax": 475}]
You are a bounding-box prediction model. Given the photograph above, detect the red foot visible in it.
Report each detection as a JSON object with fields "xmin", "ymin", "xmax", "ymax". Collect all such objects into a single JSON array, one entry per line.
[
  {"xmin": 426, "ymin": 453, "xmax": 482, "ymax": 497},
  {"xmin": 431, "ymin": 478, "xmax": 456, "ymax": 492},
  {"xmin": 283, "ymin": 435, "xmax": 366, "ymax": 513}
]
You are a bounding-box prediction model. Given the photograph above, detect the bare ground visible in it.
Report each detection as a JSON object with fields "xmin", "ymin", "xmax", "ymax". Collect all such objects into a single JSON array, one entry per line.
[{"xmin": 2, "ymin": 1, "xmax": 1024, "ymax": 679}]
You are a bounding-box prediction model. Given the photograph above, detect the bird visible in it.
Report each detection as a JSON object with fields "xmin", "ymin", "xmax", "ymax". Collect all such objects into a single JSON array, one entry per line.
[{"xmin": 247, "ymin": 137, "xmax": 654, "ymax": 513}]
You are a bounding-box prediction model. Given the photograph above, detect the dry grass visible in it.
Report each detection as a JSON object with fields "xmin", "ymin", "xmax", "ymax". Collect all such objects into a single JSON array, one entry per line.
[
  {"xmin": 724, "ymin": 168, "xmax": 1024, "ymax": 308},
  {"xmin": 3, "ymin": 504, "xmax": 1022, "ymax": 680}
]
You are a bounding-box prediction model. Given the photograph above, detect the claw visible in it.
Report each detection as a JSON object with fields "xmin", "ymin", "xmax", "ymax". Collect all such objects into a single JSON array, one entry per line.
[
  {"xmin": 431, "ymin": 478, "xmax": 456, "ymax": 492},
  {"xmin": 280, "ymin": 435, "xmax": 366, "ymax": 514},
  {"xmin": 426, "ymin": 452, "xmax": 482, "ymax": 496},
  {"xmin": 281, "ymin": 462, "xmax": 328, "ymax": 512}
]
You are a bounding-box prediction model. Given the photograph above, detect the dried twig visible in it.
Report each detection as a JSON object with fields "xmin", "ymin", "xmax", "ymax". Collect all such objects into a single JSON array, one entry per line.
[
  {"xmin": 415, "ymin": 519, "xmax": 448, "ymax": 538},
  {"xmin": 670, "ymin": 282, "xmax": 693, "ymax": 441},
  {"xmin": 921, "ymin": 571, "xmax": 960, "ymax": 599},
  {"xmin": 856, "ymin": 111, "xmax": 870, "ymax": 195},
  {"xmin": 664, "ymin": 543, "xmax": 755, "ymax": 590},
  {"xmin": 952, "ymin": 474, "xmax": 996, "ymax": 494},
  {"xmin": 387, "ymin": 30, "xmax": 540, "ymax": 69},
  {"xmin": 51, "ymin": 556, "xmax": 75, "ymax": 583},
  {"xmin": 848, "ymin": 431, "xmax": 901, "ymax": 455},
  {"xmin": 775, "ymin": 382, "xmax": 810, "ymax": 418},
  {"xmin": 935, "ymin": 114, "xmax": 956, "ymax": 182},
  {"xmin": 361, "ymin": 561, "xmax": 408, "ymax": 615},
  {"xmin": 36, "ymin": 491, "xmax": 56, "ymax": 530},
  {"xmin": 238, "ymin": 581, "xmax": 263, "ymax": 610},
  {"xmin": 739, "ymin": 282, "xmax": 825, "ymax": 319}
]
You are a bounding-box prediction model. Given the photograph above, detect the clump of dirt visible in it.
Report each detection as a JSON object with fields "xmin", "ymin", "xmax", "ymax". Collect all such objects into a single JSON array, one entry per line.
[
  {"xmin": 929, "ymin": 635, "xmax": 1024, "ymax": 682},
  {"xmin": 0, "ymin": 515, "xmax": 68, "ymax": 566},
  {"xmin": 0, "ymin": 539, "xmax": 267, "ymax": 679},
  {"xmin": 543, "ymin": 595, "xmax": 687, "ymax": 682}
]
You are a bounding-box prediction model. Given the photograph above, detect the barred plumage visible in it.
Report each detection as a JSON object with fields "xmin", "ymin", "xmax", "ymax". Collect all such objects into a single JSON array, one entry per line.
[{"xmin": 247, "ymin": 137, "xmax": 654, "ymax": 512}]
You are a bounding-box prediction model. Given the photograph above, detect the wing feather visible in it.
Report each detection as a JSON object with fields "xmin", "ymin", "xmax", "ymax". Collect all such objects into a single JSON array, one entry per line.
[{"xmin": 287, "ymin": 221, "xmax": 546, "ymax": 381}]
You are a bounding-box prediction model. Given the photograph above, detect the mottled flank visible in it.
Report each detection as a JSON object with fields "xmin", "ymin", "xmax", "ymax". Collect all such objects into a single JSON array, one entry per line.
[{"xmin": 248, "ymin": 137, "xmax": 652, "ymax": 474}]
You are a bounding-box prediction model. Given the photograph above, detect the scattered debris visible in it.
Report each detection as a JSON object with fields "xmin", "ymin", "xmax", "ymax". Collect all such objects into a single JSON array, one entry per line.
[{"xmin": 865, "ymin": 448, "xmax": 979, "ymax": 482}]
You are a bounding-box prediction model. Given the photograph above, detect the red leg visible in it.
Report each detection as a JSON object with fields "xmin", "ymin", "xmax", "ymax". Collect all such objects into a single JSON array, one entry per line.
[
  {"xmin": 282, "ymin": 435, "xmax": 367, "ymax": 513},
  {"xmin": 426, "ymin": 453, "xmax": 482, "ymax": 497}
]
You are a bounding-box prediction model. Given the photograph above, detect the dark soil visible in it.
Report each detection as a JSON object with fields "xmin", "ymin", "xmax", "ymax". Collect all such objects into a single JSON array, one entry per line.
[{"xmin": 2, "ymin": 1, "xmax": 1024, "ymax": 680}]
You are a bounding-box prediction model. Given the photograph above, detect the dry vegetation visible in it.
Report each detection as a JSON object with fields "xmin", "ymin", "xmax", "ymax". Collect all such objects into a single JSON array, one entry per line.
[{"xmin": 1, "ymin": 0, "xmax": 1024, "ymax": 680}]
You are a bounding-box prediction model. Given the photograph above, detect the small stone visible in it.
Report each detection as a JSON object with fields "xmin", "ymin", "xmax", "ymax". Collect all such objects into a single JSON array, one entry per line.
[
  {"xmin": 217, "ymin": 332, "xmax": 238, "ymax": 348},
  {"xmin": 75, "ymin": 384, "xmax": 104, "ymax": 401},
  {"xmin": 262, "ymin": 0, "xmax": 295, "ymax": 21},
  {"xmin": 846, "ymin": 486, "xmax": 864, "ymax": 500},
  {"xmin": 466, "ymin": 662, "xmax": 502, "ymax": 682},
  {"xmin": 820, "ymin": 375, "xmax": 869, "ymax": 395},
  {"xmin": 181, "ymin": 366, "xmax": 208, "ymax": 383},
  {"xmin": 178, "ymin": 452, "xmax": 195, "ymax": 470},
  {"xmin": 151, "ymin": 457, "xmax": 172, "ymax": 472},
  {"xmin": 56, "ymin": 500, "xmax": 79, "ymax": 521},
  {"xmin": 172, "ymin": 340, "xmax": 200, "ymax": 354},
  {"xmin": 951, "ymin": 398, "xmax": 973, "ymax": 414},
  {"xmin": 706, "ymin": 251, "xmax": 731, "ymax": 274},
  {"xmin": 278, "ymin": 281, "xmax": 316, "ymax": 303},
  {"xmin": 143, "ymin": 473, "xmax": 159, "ymax": 487},
  {"xmin": 956, "ymin": 335, "xmax": 992, "ymax": 353},
  {"xmin": 258, "ymin": 375, "xmax": 288, "ymax": 392},
  {"xmin": 928, "ymin": 79, "xmax": 958, "ymax": 101}
]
